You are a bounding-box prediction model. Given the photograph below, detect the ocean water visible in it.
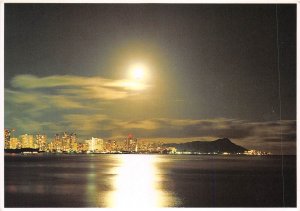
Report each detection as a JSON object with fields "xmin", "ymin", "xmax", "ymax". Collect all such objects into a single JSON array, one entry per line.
[{"xmin": 5, "ymin": 154, "xmax": 296, "ymax": 207}]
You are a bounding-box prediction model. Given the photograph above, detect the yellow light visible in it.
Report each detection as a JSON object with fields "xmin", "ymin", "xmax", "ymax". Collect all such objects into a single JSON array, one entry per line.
[
  {"xmin": 120, "ymin": 80, "xmax": 147, "ymax": 91},
  {"xmin": 104, "ymin": 155, "xmax": 176, "ymax": 208},
  {"xmin": 130, "ymin": 64, "xmax": 146, "ymax": 80},
  {"xmin": 108, "ymin": 155, "xmax": 158, "ymax": 208}
]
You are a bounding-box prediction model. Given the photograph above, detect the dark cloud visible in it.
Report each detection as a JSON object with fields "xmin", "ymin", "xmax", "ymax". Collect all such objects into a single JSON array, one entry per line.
[{"xmin": 5, "ymin": 74, "xmax": 296, "ymax": 155}]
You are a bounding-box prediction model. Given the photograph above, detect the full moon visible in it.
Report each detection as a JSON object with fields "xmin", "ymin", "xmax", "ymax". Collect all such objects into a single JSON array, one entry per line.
[{"xmin": 130, "ymin": 64, "xmax": 146, "ymax": 80}]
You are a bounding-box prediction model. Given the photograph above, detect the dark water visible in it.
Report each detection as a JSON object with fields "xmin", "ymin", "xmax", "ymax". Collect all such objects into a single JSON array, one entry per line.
[{"xmin": 5, "ymin": 154, "xmax": 296, "ymax": 207}]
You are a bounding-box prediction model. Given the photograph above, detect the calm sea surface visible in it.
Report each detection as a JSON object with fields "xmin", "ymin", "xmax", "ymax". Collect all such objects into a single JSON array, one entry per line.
[{"xmin": 5, "ymin": 154, "xmax": 296, "ymax": 207}]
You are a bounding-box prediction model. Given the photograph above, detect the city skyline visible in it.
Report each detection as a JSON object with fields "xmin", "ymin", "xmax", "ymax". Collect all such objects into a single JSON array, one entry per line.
[
  {"xmin": 5, "ymin": 129, "xmax": 268, "ymax": 155},
  {"xmin": 4, "ymin": 4, "xmax": 296, "ymax": 154}
]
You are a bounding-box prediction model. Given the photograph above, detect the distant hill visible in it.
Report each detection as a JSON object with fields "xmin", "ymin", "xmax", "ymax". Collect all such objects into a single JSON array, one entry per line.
[{"xmin": 163, "ymin": 138, "xmax": 247, "ymax": 154}]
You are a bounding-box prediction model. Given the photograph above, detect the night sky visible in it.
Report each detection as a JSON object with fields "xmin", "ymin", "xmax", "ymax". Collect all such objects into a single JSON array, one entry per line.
[{"xmin": 4, "ymin": 4, "xmax": 296, "ymax": 154}]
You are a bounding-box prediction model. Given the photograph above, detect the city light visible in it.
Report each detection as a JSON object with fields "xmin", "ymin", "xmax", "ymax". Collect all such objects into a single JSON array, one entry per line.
[{"xmin": 3, "ymin": 129, "xmax": 271, "ymax": 155}]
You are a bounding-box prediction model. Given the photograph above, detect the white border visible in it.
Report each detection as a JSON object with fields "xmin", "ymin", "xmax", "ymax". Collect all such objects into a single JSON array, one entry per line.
[
  {"xmin": 296, "ymin": 1, "xmax": 299, "ymax": 210},
  {"xmin": 1, "ymin": 1, "xmax": 5, "ymax": 211},
  {"xmin": 0, "ymin": 1, "xmax": 298, "ymax": 211},
  {"xmin": 0, "ymin": 0, "xmax": 299, "ymax": 3}
]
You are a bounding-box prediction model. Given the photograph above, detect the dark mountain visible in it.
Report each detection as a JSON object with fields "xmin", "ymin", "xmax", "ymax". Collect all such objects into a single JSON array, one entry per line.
[{"xmin": 163, "ymin": 138, "xmax": 247, "ymax": 154}]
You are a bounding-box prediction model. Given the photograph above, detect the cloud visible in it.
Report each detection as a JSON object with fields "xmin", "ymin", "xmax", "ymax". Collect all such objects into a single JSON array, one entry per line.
[
  {"xmin": 11, "ymin": 74, "xmax": 116, "ymax": 89},
  {"xmin": 5, "ymin": 74, "xmax": 296, "ymax": 154},
  {"xmin": 121, "ymin": 119, "xmax": 159, "ymax": 130},
  {"xmin": 5, "ymin": 104, "xmax": 296, "ymax": 154},
  {"xmin": 118, "ymin": 118, "xmax": 295, "ymax": 141},
  {"xmin": 63, "ymin": 114, "xmax": 117, "ymax": 131},
  {"xmin": 5, "ymin": 89, "xmax": 85, "ymax": 114},
  {"xmin": 5, "ymin": 74, "xmax": 150, "ymax": 117},
  {"xmin": 60, "ymin": 86, "xmax": 130, "ymax": 100},
  {"xmin": 120, "ymin": 118, "xmax": 296, "ymax": 155},
  {"xmin": 11, "ymin": 75, "xmax": 149, "ymax": 90},
  {"xmin": 58, "ymin": 115, "xmax": 296, "ymax": 154}
]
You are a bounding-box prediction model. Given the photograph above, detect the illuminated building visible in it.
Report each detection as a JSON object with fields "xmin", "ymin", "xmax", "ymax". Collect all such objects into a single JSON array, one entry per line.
[
  {"xmin": 47, "ymin": 142, "xmax": 54, "ymax": 152},
  {"xmin": 77, "ymin": 142, "xmax": 89, "ymax": 153},
  {"xmin": 112, "ymin": 140, "xmax": 117, "ymax": 151},
  {"xmin": 162, "ymin": 147, "xmax": 177, "ymax": 154},
  {"xmin": 70, "ymin": 133, "xmax": 77, "ymax": 152},
  {"xmin": 20, "ymin": 134, "xmax": 34, "ymax": 148},
  {"xmin": 82, "ymin": 143, "xmax": 89, "ymax": 152},
  {"xmin": 71, "ymin": 141, "xmax": 78, "ymax": 152},
  {"xmin": 244, "ymin": 150, "xmax": 270, "ymax": 155},
  {"xmin": 125, "ymin": 134, "xmax": 138, "ymax": 152},
  {"xmin": 104, "ymin": 140, "xmax": 111, "ymax": 152},
  {"xmin": 47, "ymin": 132, "xmax": 78, "ymax": 153},
  {"xmin": 77, "ymin": 143, "xmax": 83, "ymax": 153},
  {"xmin": 52, "ymin": 134, "xmax": 63, "ymax": 152},
  {"xmin": 85, "ymin": 137, "xmax": 104, "ymax": 152},
  {"xmin": 62, "ymin": 132, "xmax": 71, "ymax": 152},
  {"xmin": 4, "ymin": 129, "xmax": 11, "ymax": 149},
  {"xmin": 36, "ymin": 134, "xmax": 47, "ymax": 151},
  {"xmin": 9, "ymin": 137, "xmax": 20, "ymax": 149},
  {"xmin": 105, "ymin": 140, "xmax": 118, "ymax": 152}
]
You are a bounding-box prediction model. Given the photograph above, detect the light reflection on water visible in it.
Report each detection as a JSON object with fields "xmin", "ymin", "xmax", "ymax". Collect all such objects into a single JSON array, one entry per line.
[
  {"xmin": 105, "ymin": 154, "xmax": 176, "ymax": 208},
  {"xmin": 5, "ymin": 154, "xmax": 296, "ymax": 207}
]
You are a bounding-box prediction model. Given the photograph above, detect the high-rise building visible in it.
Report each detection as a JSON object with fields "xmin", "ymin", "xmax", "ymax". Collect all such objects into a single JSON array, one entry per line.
[
  {"xmin": 125, "ymin": 134, "xmax": 138, "ymax": 152},
  {"xmin": 52, "ymin": 134, "xmax": 62, "ymax": 152},
  {"xmin": 9, "ymin": 137, "xmax": 20, "ymax": 149},
  {"xmin": 82, "ymin": 143, "xmax": 89, "ymax": 152},
  {"xmin": 36, "ymin": 134, "xmax": 47, "ymax": 151},
  {"xmin": 62, "ymin": 132, "xmax": 70, "ymax": 152},
  {"xmin": 20, "ymin": 134, "xmax": 34, "ymax": 148},
  {"xmin": 70, "ymin": 133, "xmax": 78, "ymax": 152},
  {"xmin": 4, "ymin": 129, "xmax": 11, "ymax": 149},
  {"xmin": 77, "ymin": 143, "xmax": 83, "ymax": 153},
  {"xmin": 47, "ymin": 142, "xmax": 54, "ymax": 152},
  {"xmin": 85, "ymin": 137, "xmax": 104, "ymax": 152}
]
